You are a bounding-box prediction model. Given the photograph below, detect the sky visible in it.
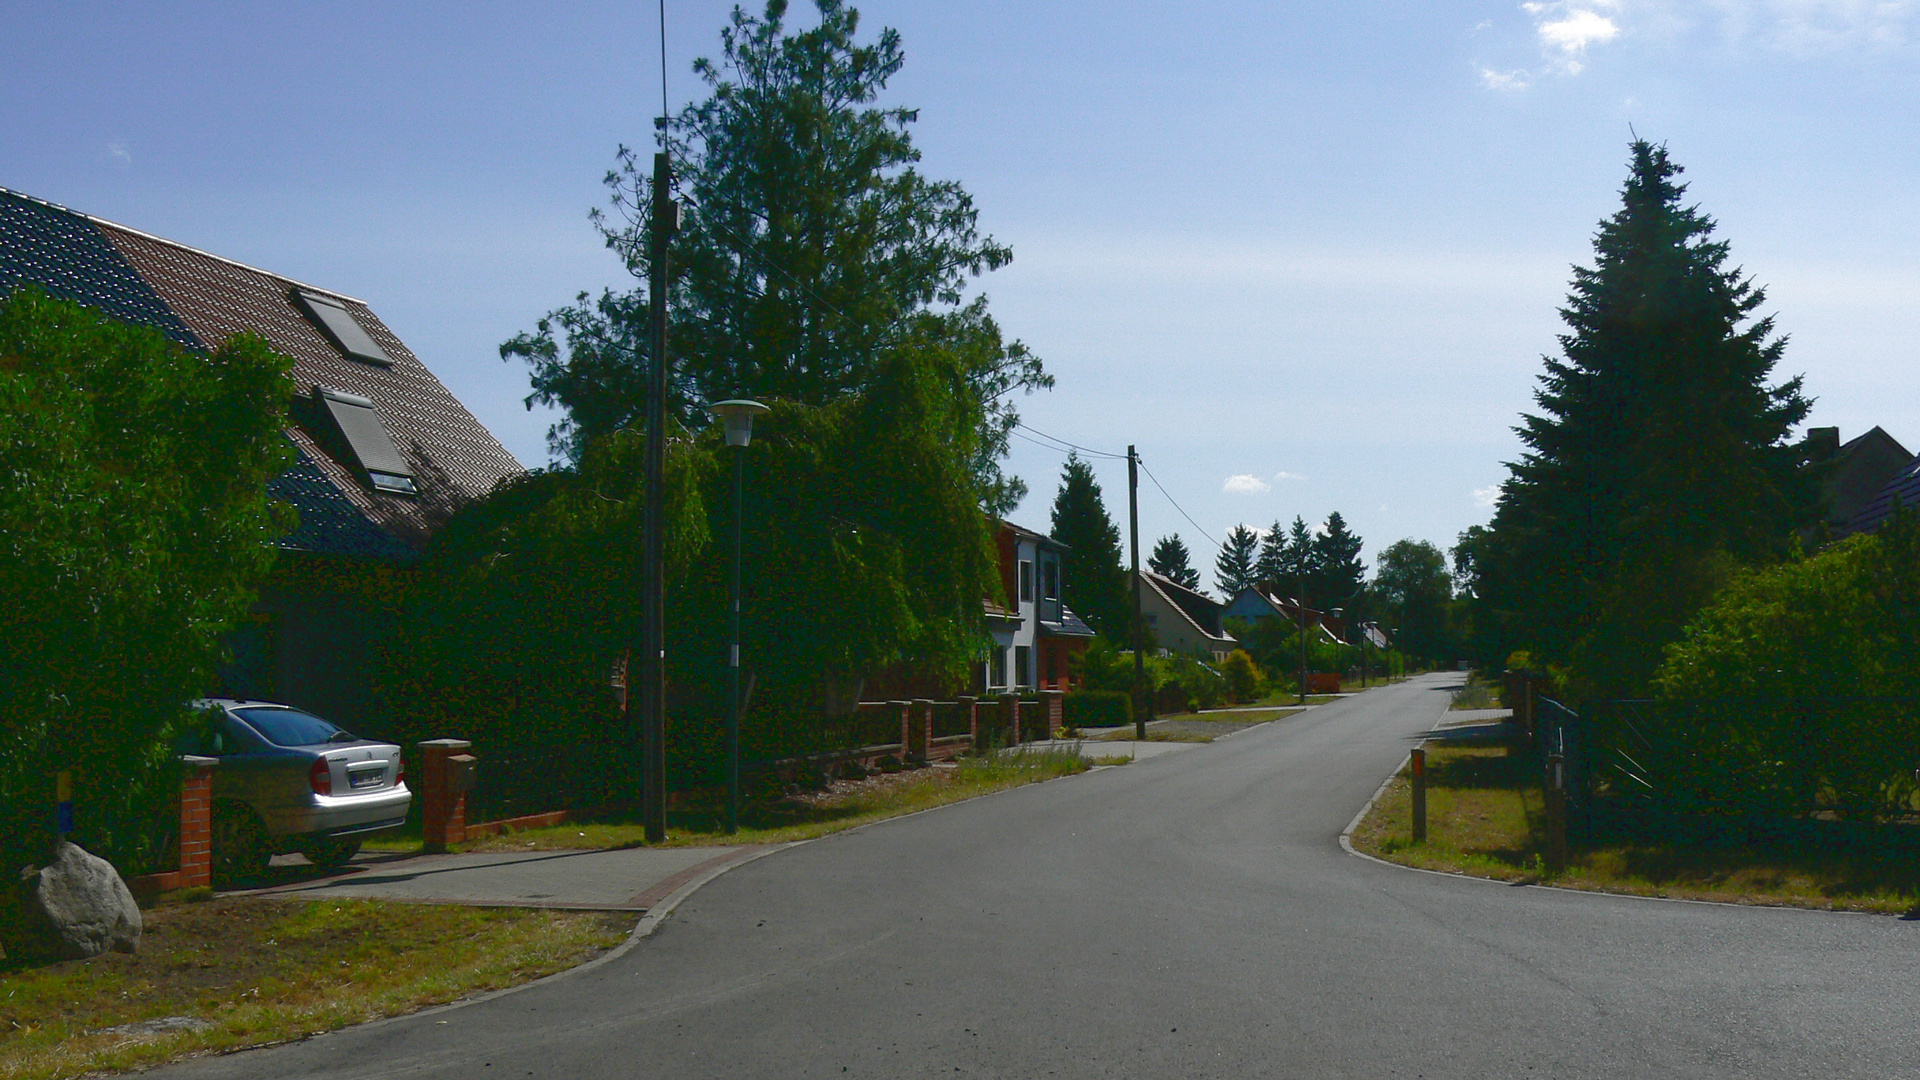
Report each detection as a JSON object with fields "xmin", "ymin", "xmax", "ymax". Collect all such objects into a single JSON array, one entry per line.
[{"xmin": 5, "ymin": 1, "xmax": 1919, "ymax": 587}]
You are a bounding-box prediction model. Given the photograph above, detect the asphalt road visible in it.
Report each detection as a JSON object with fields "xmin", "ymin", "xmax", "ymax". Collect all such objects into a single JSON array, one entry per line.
[{"xmin": 153, "ymin": 673, "xmax": 1920, "ymax": 1079}]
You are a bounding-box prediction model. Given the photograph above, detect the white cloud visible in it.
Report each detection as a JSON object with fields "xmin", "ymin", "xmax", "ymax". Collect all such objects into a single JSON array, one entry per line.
[
  {"xmin": 1223, "ymin": 473, "xmax": 1271, "ymax": 495},
  {"xmin": 106, "ymin": 142, "xmax": 131, "ymax": 166},
  {"xmin": 1472, "ymin": 485, "xmax": 1502, "ymax": 509},
  {"xmin": 1273, "ymin": 470, "xmax": 1307, "ymax": 482},
  {"xmin": 1479, "ymin": 66, "xmax": 1532, "ymax": 90}
]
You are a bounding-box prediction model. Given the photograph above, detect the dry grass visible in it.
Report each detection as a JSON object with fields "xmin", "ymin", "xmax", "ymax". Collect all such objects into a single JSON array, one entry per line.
[
  {"xmin": 1350, "ymin": 743, "xmax": 1920, "ymax": 914},
  {"xmin": 451, "ymin": 747, "xmax": 1092, "ymax": 854},
  {"xmin": 0, "ymin": 896, "xmax": 627, "ymax": 1080}
]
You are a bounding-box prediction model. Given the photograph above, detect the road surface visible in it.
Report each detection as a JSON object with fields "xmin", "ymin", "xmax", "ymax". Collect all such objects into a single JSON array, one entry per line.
[{"xmin": 153, "ymin": 673, "xmax": 1920, "ymax": 1078}]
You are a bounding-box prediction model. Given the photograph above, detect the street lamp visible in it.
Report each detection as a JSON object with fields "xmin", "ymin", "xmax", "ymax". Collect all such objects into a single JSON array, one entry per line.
[
  {"xmin": 1330, "ymin": 608, "xmax": 1347, "ymax": 689},
  {"xmin": 709, "ymin": 398, "xmax": 769, "ymax": 835}
]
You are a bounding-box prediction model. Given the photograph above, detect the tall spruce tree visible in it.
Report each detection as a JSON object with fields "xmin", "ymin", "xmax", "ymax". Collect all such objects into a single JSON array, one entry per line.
[
  {"xmin": 1479, "ymin": 140, "xmax": 1815, "ymax": 695},
  {"xmin": 1312, "ymin": 511, "xmax": 1366, "ymax": 606},
  {"xmin": 1049, "ymin": 453, "xmax": 1130, "ymax": 638},
  {"xmin": 1215, "ymin": 525, "xmax": 1260, "ymax": 596},
  {"xmin": 1280, "ymin": 516, "xmax": 1318, "ymax": 601},
  {"xmin": 1149, "ymin": 534, "xmax": 1202, "ymax": 591},
  {"xmin": 1255, "ymin": 519, "xmax": 1288, "ymax": 585}
]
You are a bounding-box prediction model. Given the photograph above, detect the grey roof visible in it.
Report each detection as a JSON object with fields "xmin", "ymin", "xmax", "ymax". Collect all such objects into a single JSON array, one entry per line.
[
  {"xmin": 1848, "ymin": 454, "xmax": 1920, "ymax": 536},
  {"xmin": 1039, "ymin": 605, "xmax": 1096, "ymax": 639}
]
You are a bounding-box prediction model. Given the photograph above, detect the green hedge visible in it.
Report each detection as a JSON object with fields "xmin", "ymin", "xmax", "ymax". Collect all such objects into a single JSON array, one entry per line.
[{"xmin": 1065, "ymin": 691, "xmax": 1132, "ymax": 728}]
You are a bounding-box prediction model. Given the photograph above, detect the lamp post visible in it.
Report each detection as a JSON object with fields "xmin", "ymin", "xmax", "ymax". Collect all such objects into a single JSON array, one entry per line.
[
  {"xmin": 1330, "ymin": 607, "xmax": 1346, "ymax": 689},
  {"xmin": 709, "ymin": 398, "xmax": 769, "ymax": 835}
]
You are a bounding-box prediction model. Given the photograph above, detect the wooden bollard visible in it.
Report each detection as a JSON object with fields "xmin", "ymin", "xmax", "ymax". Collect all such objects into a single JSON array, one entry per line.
[{"xmin": 1410, "ymin": 747, "xmax": 1427, "ymax": 844}]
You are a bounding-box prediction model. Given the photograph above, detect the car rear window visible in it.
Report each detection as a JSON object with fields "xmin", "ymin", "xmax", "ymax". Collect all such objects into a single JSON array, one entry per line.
[{"xmin": 231, "ymin": 707, "xmax": 347, "ymax": 747}]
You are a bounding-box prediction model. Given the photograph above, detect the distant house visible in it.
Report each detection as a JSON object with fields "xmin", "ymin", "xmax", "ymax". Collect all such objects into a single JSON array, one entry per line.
[
  {"xmin": 1221, "ymin": 583, "xmax": 1350, "ymax": 644},
  {"xmin": 982, "ymin": 521, "xmax": 1096, "ymax": 692},
  {"xmin": 1139, "ymin": 570, "xmax": 1238, "ymax": 661},
  {"xmin": 1849, "ymin": 454, "xmax": 1920, "ymax": 536},
  {"xmin": 1803, "ymin": 426, "xmax": 1912, "ymax": 537},
  {"xmin": 0, "ymin": 188, "xmax": 524, "ymax": 729}
]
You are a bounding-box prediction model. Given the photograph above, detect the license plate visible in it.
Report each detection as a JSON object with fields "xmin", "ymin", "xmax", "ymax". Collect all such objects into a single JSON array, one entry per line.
[{"xmin": 349, "ymin": 770, "xmax": 384, "ymax": 790}]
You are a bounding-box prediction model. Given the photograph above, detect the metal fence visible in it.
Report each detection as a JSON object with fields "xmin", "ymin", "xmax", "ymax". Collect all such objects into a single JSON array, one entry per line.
[{"xmin": 1532, "ymin": 695, "xmax": 1920, "ymax": 852}]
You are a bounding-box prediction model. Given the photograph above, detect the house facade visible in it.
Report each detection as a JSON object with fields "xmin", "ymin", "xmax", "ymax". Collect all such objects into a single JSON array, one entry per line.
[
  {"xmin": 0, "ymin": 188, "xmax": 524, "ymax": 731},
  {"xmin": 1222, "ymin": 584, "xmax": 1349, "ymax": 644},
  {"xmin": 982, "ymin": 522, "xmax": 1096, "ymax": 692},
  {"xmin": 1139, "ymin": 570, "xmax": 1238, "ymax": 661}
]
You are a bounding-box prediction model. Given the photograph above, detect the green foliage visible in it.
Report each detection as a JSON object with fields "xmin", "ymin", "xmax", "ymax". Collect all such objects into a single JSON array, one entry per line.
[
  {"xmin": 1148, "ymin": 534, "xmax": 1201, "ymax": 591},
  {"xmin": 1149, "ymin": 654, "xmax": 1228, "ymax": 712},
  {"xmin": 1049, "ymin": 453, "xmax": 1130, "ymax": 639},
  {"xmin": 1642, "ymin": 507, "xmax": 1920, "ymax": 821},
  {"xmin": 1220, "ymin": 649, "xmax": 1263, "ymax": 703},
  {"xmin": 1255, "ymin": 520, "xmax": 1288, "ymax": 584},
  {"xmin": 0, "ymin": 289, "xmax": 294, "ymax": 875},
  {"xmin": 1371, "ymin": 539, "xmax": 1453, "ymax": 664},
  {"xmin": 504, "ymin": 0, "xmax": 1049, "ymax": 510},
  {"xmin": 1073, "ymin": 635, "xmax": 1134, "ymax": 694},
  {"xmin": 1475, "ymin": 141, "xmax": 1816, "ymax": 696},
  {"xmin": 1312, "ymin": 512, "xmax": 1365, "ymax": 606},
  {"xmin": 1063, "ymin": 691, "xmax": 1132, "ymax": 729},
  {"xmin": 1214, "ymin": 524, "xmax": 1259, "ymax": 596}
]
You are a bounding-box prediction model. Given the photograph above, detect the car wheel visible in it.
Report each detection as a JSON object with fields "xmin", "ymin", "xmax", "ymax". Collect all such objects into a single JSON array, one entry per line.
[
  {"xmin": 300, "ymin": 838, "xmax": 361, "ymax": 869},
  {"xmin": 211, "ymin": 801, "xmax": 270, "ymax": 884}
]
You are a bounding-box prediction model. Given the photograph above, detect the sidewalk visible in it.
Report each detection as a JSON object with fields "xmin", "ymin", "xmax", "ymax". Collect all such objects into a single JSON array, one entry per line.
[{"xmin": 234, "ymin": 844, "xmax": 772, "ymax": 911}]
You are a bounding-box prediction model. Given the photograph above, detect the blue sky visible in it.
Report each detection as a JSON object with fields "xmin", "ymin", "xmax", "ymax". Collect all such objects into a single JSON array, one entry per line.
[{"xmin": 5, "ymin": 1, "xmax": 1918, "ymax": 586}]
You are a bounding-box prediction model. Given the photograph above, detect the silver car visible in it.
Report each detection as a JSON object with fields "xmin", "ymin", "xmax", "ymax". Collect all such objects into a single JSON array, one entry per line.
[{"xmin": 183, "ymin": 698, "xmax": 411, "ymax": 881}]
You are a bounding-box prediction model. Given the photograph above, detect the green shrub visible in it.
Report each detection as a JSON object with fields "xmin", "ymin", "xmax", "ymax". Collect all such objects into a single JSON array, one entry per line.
[
  {"xmin": 1064, "ymin": 691, "xmax": 1132, "ymax": 728},
  {"xmin": 1221, "ymin": 650, "xmax": 1262, "ymax": 703}
]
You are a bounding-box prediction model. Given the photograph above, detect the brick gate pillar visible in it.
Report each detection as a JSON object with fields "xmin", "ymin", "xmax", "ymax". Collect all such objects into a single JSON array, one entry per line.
[
  {"xmin": 176, "ymin": 756, "xmax": 217, "ymax": 889},
  {"xmin": 419, "ymin": 739, "xmax": 473, "ymax": 853}
]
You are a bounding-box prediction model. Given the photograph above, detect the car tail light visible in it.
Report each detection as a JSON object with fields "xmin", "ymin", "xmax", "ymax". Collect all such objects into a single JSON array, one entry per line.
[
  {"xmin": 395, "ymin": 760, "xmax": 406, "ymax": 787},
  {"xmin": 309, "ymin": 757, "xmax": 333, "ymax": 796}
]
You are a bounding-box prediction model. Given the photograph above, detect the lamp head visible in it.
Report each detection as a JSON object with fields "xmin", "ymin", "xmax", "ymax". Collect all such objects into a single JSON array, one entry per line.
[{"xmin": 708, "ymin": 399, "xmax": 770, "ymax": 447}]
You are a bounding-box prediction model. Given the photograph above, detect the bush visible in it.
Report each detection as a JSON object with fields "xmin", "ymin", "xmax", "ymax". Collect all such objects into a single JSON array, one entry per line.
[
  {"xmin": 0, "ymin": 289, "xmax": 293, "ymax": 876},
  {"xmin": 1220, "ymin": 650, "xmax": 1262, "ymax": 703},
  {"xmin": 1064, "ymin": 691, "xmax": 1132, "ymax": 728}
]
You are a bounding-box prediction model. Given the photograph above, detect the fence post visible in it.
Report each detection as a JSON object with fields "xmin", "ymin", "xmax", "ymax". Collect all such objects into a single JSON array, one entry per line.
[
  {"xmin": 890, "ymin": 701, "xmax": 911, "ymax": 760},
  {"xmin": 999, "ymin": 692, "xmax": 1020, "ymax": 747},
  {"xmin": 1040, "ymin": 689, "xmax": 1064, "ymax": 739},
  {"xmin": 1545, "ymin": 752, "xmax": 1567, "ymax": 871},
  {"xmin": 957, "ymin": 695, "xmax": 978, "ymax": 752},
  {"xmin": 420, "ymin": 739, "xmax": 473, "ymax": 853},
  {"xmin": 1410, "ymin": 747, "xmax": 1427, "ymax": 843},
  {"xmin": 177, "ymin": 756, "xmax": 217, "ymax": 889},
  {"xmin": 909, "ymin": 699, "xmax": 932, "ymax": 763}
]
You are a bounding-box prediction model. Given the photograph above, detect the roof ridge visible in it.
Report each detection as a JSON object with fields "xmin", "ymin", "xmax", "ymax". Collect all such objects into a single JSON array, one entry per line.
[{"xmin": 0, "ymin": 187, "xmax": 366, "ymax": 305}]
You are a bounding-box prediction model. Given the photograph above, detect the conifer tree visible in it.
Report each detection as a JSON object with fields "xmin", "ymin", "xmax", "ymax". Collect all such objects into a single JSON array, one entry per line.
[
  {"xmin": 1255, "ymin": 519, "xmax": 1288, "ymax": 584},
  {"xmin": 1215, "ymin": 525, "xmax": 1260, "ymax": 596},
  {"xmin": 1280, "ymin": 516, "xmax": 1318, "ymax": 601},
  {"xmin": 1149, "ymin": 534, "xmax": 1202, "ymax": 591},
  {"xmin": 1478, "ymin": 140, "xmax": 1815, "ymax": 695},
  {"xmin": 1049, "ymin": 453, "xmax": 1130, "ymax": 638},
  {"xmin": 1312, "ymin": 511, "xmax": 1366, "ymax": 605}
]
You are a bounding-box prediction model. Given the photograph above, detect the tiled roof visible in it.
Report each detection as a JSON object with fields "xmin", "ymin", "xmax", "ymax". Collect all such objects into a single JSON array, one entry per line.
[
  {"xmin": 0, "ymin": 190, "xmax": 200, "ymax": 349},
  {"xmin": 0, "ymin": 187, "xmax": 524, "ymax": 561},
  {"xmin": 1848, "ymin": 454, "xmax": 1920, "ymax": 536}
]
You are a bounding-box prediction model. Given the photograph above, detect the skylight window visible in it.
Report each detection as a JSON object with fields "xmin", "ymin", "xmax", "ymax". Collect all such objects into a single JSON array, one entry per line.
[
  {"xmin": 292, "ymin": 290, "xmax": 393, "ymax": 366},
  {"xmin": 312, "ymin": 386, "xmax": 417, "ymax": 496}
]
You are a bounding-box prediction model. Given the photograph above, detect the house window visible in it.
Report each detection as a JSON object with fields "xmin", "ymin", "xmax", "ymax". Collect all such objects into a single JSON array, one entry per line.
[
  {"xmin": 1042, "ymin": 559, "xmax": 1059, "ymax": 600},
  {"xmin": 1014, "ymin": 645, "xmax": 1031, "ymax": 689},
  {"xmin": 1019, "ymin": 560, "xmax": 1033, "ymax": 603},
  {"xmin": 1043, "ymin": 647, "xmax": 1056, "ymax": 688},
  {"xmin": 292, "ymin": 290, "xmax": 393, "ymax": 366},
  {"xmin": 312, "ymin": 386, "xmax": 418, "ymax": 495},
  {"xmin": 990, "ymin": 648, "xmax": 1007, "ymax": 689}
]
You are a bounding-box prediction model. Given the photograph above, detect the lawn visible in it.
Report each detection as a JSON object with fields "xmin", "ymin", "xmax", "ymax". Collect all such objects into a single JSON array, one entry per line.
[
  {"xmin": 1350, "ymin": 742, "xmax": 1920, "ymax": 914},
  {"xmin": 0, "ymin": 896, "xmax": 627, "ymax": 1080}
]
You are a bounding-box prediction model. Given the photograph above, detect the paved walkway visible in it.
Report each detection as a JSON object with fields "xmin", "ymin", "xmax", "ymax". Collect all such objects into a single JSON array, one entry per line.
[{"xmin": 236, "ymin": 844, "xmax": 768, "ymax": 911}]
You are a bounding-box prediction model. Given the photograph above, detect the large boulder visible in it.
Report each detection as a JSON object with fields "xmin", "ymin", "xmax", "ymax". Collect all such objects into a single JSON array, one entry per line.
[{"xmin": 7, "ymin": 841, "xmax": 142, "ymax": 960}]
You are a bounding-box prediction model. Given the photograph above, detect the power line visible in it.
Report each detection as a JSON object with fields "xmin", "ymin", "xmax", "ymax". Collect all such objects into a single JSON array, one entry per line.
[
  {"xmin": 1139, "ymin": 459, "xmax": 1220, "ymax": 550},
  {"xmin": 1012, "ymin": 421, "xmax": 1127, "ymax": 460}
]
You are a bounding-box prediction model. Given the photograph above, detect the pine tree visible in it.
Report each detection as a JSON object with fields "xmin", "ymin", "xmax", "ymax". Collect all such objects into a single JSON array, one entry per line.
[
  {"xmin": 1255, "ymin": 519, "xmax": 1288, "ymax": 584},
  {"xmin": 1149, "ymin": 534, "xmax": 1202, "ymax": 591},
  {"xmin": 1049, "ymin": 453, "xmax": 1130, "ymax": 638},
  {"xmin": 1312, "ymin": 511, "xmax": 1365, "ymax": 606},
  {"xmin": 1215, "ymin": 525, "xmax": 1260, "ymax": 596},
  {"xmin": 1478, "ymin": 140, "xmax": 1815, "ymax": 695},
  {"xmin": 1280, "ymin": 516, "xmax": 1318, "ymax": 601}
]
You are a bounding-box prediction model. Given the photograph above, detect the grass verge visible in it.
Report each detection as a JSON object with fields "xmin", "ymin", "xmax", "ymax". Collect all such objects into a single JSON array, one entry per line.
[
  {"xmin": 0, "ymin": 897, "xmax": 628, "ymax": 1080},
  {"xmin": 1349, "ymin": 743, "xmax": 1920, "ymax": 914},
  {"xmin": 450, "ymin": 746, "xmax": 1092, "ymax": 854}
]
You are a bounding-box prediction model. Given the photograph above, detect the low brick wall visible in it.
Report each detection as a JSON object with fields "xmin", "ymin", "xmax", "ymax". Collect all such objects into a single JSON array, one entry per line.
[{"xmin": 125, "ymin": 755, "xmax": 216, "ymax": 896}]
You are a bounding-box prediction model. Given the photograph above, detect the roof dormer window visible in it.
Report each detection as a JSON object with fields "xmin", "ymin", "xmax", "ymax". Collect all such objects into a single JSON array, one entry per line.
[
  {"xmin": 292, "ymin": 289, "xmax": 393, "ymax": 366},
  {"xmin": 312, "ymin": 386, "xmax": 417, "ymax": 495}
]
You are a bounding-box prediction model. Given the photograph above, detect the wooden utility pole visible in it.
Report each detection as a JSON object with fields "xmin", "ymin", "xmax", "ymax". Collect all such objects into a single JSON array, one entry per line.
[
  {"xmin": 641, "ymin": 148, "xmax": 678, "ymax": 844},
  {"xmin": 1128, "ymin": 446, "xmax": 1148, "ymax": 740}
]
